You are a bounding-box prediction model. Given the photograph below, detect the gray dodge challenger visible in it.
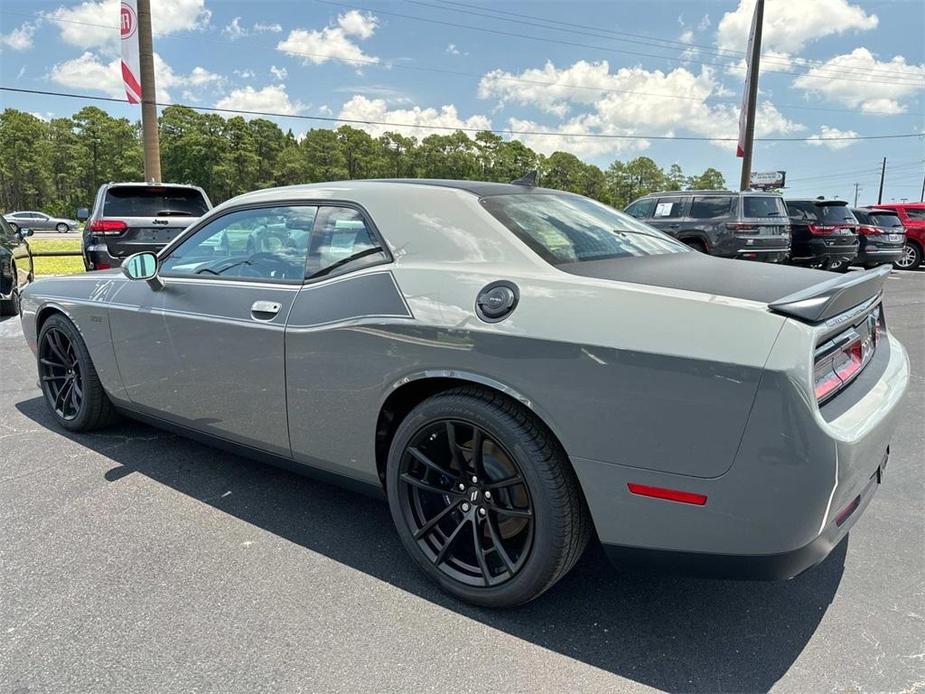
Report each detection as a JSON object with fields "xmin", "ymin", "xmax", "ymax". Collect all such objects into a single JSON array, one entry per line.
[{"xmin": 20, "ymin": 180, "xmax": 910, "ymax": 607}]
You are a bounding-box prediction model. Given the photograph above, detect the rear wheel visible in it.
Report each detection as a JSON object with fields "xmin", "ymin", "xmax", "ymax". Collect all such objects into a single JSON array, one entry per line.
[
  {"xmin": 37, "ymin": 314, "xmax": 118, "ymax": 431},
  {"xmin": 56, "ymin": 223, "xmax": 69, "ymax": 233},
  {"xmin": 828, "ymin": 258, "xmax": 851, "ymax": 272},
  {"xmin": 386, "ymin": 387, "xmax": 591, "ymax": 607},
  {"xmin": 682, "ymin": 238, "xmax": 707, "ymax": 254},
  {"xmin": 894, "ymin": 242, "xmax": 921, "ymax": 271}
]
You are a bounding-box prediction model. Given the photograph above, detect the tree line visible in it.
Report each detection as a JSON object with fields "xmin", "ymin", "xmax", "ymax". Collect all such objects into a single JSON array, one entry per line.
[{"xmin": 0, "ymin": 105, "xmax": 725, "ymax": 217}]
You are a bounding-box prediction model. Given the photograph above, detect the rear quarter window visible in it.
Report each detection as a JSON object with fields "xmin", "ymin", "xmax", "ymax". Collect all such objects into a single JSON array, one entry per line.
[
  {"xmin": 625, "ymin": 198, "xmax": 656, "ymax": 219},
  {"xmin": 905, "ymin": 209, "xmax": 925, "ymax": 221},
  {"xmin": 689, "ymin": 197, "xmax": 733, "ymax": 219},
  {"xmin": 743, "ymin": 196, "xmax": 786, "ymax": 218}
]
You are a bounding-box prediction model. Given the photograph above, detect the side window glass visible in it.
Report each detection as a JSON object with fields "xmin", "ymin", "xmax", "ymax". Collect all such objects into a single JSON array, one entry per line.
[
  {"xmin": 653, "ymin": 198, "xmax": 684, "ymax": 218},
  {"xmin": 625, "ymin": 199, "xmax": 655, "ymax": 219},
  {"xmin": 689, "ymin": 197, "xmax": 732, "ymax": 219},
  {"xmin": 160, "ymin": 206, "xmax": 317, "ymax": 283},
  {"xmin": 306, "ymin": 207, "xmax": 387, "ymax": 280}
]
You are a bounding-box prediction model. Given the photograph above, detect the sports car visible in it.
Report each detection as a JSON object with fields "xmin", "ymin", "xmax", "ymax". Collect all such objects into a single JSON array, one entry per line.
[{"xmin": 20, "ymin": 179, "xmax": 910, "ymax": 607}]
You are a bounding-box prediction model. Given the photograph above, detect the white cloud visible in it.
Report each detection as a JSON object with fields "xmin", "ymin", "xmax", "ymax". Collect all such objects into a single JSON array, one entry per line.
[
  {"xmin": 222, "ymin": 17, "xmax": 247, "ymax": 40},
  {"xmin": 679, "ymin": 30, "xmax": 694, "ymax": 45},
  {"xmin": 478, "ymin": 59, "xmax": 804, "ymax": 157},
  {"xmin": 806, "ymin": 125, "xmax": 860, "ymax": 150},
  {"xmin": 793, "ymin": 48, "xmax": 925, "ymax": 114},
  {"xmin": 0, "ymin": 22, "xmax": 35, "ymax": 51},
  {"xmin": 446, "ymin": 43, "xmax": 461, "ymax": 55},
  {"xmin": 215, "ymin": 85, "xmax": 304, "ymax": 117},
  {"xmin": 270, "ymin": 65, "xmax": 288, "ymax": 81},
  {"xmin": 234, "ymin": 69, "xmax": 256, "ymax": 79},
  {"xmin": 49, "ymin": 51, "xmax": 221, "ymax": 102},
  {"xmin": 46, "ymin": 0, "xmax": 210, "ymax": 50},
  {"xmin": 717, "ymin": 0, "xmax": 877, "ymax": 55},
  {"xmin": 697, "ymin": 14, "xmax": 711, "ymax": 31},
  {"xmin": 337, "ymin": 95, "xmax": 491, "ymax": 138},
  {"xmin": 725, "ymin": 49, "xmax": 794, "ymax": 78},
  {"xmin": 277, "ymin": 10, "xmax": 378, "ymax": 66}
]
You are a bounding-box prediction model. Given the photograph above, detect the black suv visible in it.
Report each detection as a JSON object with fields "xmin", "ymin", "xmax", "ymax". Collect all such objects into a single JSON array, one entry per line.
[
  {"xmin": 784, "ymin": 199, "xmax": 859, "ymax": 272},
  {"xmin": 624, "ymin": 190, "xmax": 790, "ymax": 262},
  {"xmin": 851, "ymin": 208, "xmax": 905, "ymax": 268},
  {"xmin": 79, "ymin": 182, "xmax": 211, "ymax": 270}
]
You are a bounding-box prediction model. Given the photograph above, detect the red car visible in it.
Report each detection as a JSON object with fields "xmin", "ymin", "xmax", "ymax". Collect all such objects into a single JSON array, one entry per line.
[{"xmin": 870, "ymin": 202, "xmax": 925, "ymax": 270}]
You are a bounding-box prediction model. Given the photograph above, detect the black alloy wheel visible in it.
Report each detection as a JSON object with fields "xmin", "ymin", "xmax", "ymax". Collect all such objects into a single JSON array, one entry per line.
[
  {"xmin": 39, "ymin": 326, "xmax": 83, "ymax": 421},
  {"xmin": 37, "ymin": 313, "xmax": 118, "ymax": 431},
  {"xmin": 397, "ymin": 418, "xmax": 535, "ymax": 588},
  {"xmin": 386, "ymin": 387, "xmax": 591, "ymax": 607}
]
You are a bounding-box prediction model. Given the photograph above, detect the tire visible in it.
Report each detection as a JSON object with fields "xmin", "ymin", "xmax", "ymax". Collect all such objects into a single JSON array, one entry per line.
[
  {"xmin": 56, "ymin": 223, "xmax": 69, "ymax": 233},
  {"xmin": 37, "ymin": 314, "xmax": 119, "ymax": 432},
  {"xmin": 682, "ymin": 238, "xmax": 707, "ymax": 254},
  {"xmin": 0, "ymin": 286, "xmax": 19, "ymax": 317},
  {"xmin": 386, "ymin": 386, "xmax": 591, "ymax": 607},
  {"xmin": 8, "ymin": 222, "xmax": 18, "ymax": 233},
  {"xmin": 828, "ymin": 258, "xmax": 851, "ymax": 273},
  {"xmin": 894, "ymin": 242, "xmax": 922, "ymax": 271}
]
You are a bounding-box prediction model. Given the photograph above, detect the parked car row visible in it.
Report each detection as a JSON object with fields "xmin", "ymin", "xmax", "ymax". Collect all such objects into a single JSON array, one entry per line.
[{"xmin": 624, "ymin": 191, "xmax": 923, "ymax": 271}]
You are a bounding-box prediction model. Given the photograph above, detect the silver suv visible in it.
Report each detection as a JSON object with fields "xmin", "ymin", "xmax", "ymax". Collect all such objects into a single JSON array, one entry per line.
[
  {"xmin": 79, "ymin": 182, "xmax": 211, "ymax": 270},
  {"xmin": 625, "ymin": 190, "xmax": 791, "ymax": 262}
]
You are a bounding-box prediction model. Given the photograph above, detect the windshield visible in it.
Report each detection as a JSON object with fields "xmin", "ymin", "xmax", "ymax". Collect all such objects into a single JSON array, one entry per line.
[
  {"xmin": 481, "ymin": 193, "xmax": 686, "ymax": 265},
  {"xmin": 743, "ymin": 196, "xmax": 786, "ymax": 218},
  {"xmin": 104, "ymin": 187, "xmax": 210, "ymax": 217}
]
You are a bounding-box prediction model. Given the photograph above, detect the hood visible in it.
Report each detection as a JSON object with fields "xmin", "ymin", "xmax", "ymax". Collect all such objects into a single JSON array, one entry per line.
[{"xmin": 559, "ymin": 251, "xmax": 834, "ymax": 305}]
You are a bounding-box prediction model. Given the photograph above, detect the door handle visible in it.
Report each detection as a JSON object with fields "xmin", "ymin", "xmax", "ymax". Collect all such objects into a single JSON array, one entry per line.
[{"xmin": 251, "ymin": 300, "xmax": 281, "ymax": 318}]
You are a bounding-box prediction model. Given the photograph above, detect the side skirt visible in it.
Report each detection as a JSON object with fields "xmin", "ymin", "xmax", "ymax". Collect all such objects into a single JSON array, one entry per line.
[{"xmin": 114, "ymin": 405, "xmax": 386, "ymax": 501}]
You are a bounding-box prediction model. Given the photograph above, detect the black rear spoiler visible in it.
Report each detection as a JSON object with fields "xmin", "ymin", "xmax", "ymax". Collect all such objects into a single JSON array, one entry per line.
[{"xmin": 768, "ymin": 265, "xmax": 891, "ymax": 324}]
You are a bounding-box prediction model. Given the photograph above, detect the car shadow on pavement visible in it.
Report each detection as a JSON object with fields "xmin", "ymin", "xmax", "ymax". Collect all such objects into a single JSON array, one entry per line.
[{"xmin": 16, "ymin": 396, "xmax": 845, "ymax": 694}]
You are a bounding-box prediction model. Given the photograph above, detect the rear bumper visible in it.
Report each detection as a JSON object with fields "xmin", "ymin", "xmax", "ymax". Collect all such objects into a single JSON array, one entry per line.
[
  {"xmin": 857, "ymin": 244, "xmax": 903, "ymax": 265},
  {"xmin": 791, "ymin": 237, "xmax": 859, "ymax": 264},
  {"xmin": 573, "ymin": 332, "xmax": 909, "ymax": 580},
  {"xmin": 84, "ymin": 242, "xmax": 167, "ymax": 270},
  {"xmin": 735, "ymin": 247, "xmax": 789, "ymax": 263},
  {"xmin": 602, "ymin": 453, "xmax": 884, "ymax": 580}
]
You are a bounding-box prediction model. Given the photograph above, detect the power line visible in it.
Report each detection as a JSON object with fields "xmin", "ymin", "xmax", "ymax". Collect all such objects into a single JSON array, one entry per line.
[
  {"xmin": 418, "ymin": 0, "xmax": 919, "ymax": 83},
  {"xmin": 9, "ymin": 10, "xmax": 922, "ymax": 117},
  {"xmin": 312, "ymin": 0, "xmax": 925, "ymax": 87},
  {"xmin": 3, "ymin": 86, "xmax": 923, "ymax": 144}
]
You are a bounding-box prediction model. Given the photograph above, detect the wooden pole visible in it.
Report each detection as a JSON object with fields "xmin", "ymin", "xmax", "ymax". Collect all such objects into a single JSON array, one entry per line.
[
  {"xmin": 739, "ymin": 0, "xmax": 764, "ymax": 191},
  {"xmin": 137, "ymin": 0, "xmax": 161, "ymax": 182}
]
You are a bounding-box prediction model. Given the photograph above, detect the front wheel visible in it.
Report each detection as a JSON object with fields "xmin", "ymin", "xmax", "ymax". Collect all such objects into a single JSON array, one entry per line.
[
  {"xmin": 37, "ymin": 314, "xmax": 118, "ymax": 431},
  {"xmin": 386, "ymin": 387, "xmax": 591, "ymax": 607},
  {"xmin": 56, "ymin": 223, "xmax": 69, "ymax": 233},
  {"xmin": 894, "ymin": 242, "xmax": 921, "ymax": 271}
]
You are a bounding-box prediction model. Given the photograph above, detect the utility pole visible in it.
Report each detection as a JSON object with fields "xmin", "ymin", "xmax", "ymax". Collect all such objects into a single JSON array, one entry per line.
[
  {"xmin": 738, "ymin": 0, "xmax": 764, "ymax": 191},
  {"xmin": 920, "ymin": 169, "xmax": 924, "ymax": 202},
  {"xmin": 853, "ymin": 183, "xmax": 860, "ymax": 207},
  {"xmin": 877, "ymin": 157, "xmax": 886, "ymax": 205},
  {"xmin": 136, "ymin": 0, "xmax": 161, "ymax": 182}
]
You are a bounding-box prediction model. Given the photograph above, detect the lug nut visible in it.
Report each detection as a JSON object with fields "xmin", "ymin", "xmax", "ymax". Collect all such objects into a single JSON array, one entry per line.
[
  {"xmin": 484, "ymin": 491, "xmax": 492, "ymax": 500},
  {"xmin": 458, "ymin": 483, "xmax": 466, "ymax": 491},
  {"xmin": 479, "ymin": 508, "xmax": 487, "ymax": 517},
  {"xmin": 471, "ymin": 476, "xmax": 478, "ymax": 484},
  {"xmin": 461, "ymin": 502, "xmax": 470, "ymax": 512}
]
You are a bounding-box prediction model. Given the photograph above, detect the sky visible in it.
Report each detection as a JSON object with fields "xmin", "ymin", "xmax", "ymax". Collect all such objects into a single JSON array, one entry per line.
[{"xmin": 0, "ymin": 0, "xmax": 923, "ymax": 204}]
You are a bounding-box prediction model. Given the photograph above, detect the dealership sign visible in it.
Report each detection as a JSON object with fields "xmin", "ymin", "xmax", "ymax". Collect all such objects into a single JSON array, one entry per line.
[
  {"xmin": 750, "ymin": 171, "xmax": 786, "ymax": 190},
  {"xmin": 120, "ymin": 0, "xmax": 141, "ymax": 104}
]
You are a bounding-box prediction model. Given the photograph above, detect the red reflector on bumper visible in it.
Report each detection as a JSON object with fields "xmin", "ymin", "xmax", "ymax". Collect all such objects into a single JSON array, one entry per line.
[
  {"xmin": 834, "ymin": 495, "xmax": 861, "ymax": 526},
  {"xmin": 627, "ymin": 483, "xmax": 707, "ymax": 506}
]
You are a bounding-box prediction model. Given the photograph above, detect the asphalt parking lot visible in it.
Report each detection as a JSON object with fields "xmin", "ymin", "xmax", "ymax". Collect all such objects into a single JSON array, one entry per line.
[{"xmin": 1, "ymin": 271, "xmax": 922, "ymax": 694}]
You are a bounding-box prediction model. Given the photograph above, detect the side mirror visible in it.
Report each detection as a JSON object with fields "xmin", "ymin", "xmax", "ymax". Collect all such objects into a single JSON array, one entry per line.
[
  {"xmin": 76, "ymin": 207, "xmax": 89, "ymax": 222},
  {"xmin": 122, "ymin": 251, "xmax": 164, "ymax": 289}
]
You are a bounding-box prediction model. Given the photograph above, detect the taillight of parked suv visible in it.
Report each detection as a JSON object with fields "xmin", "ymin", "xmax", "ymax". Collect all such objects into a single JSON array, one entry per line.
[
  {"xmin": 807, "ymin": 224, "xmax": 855, "ymax": 236},
  {"xmin": 88, "ymin": 220, "xmax": 127, "ymax": 235},
  {"xmin": 814, "ymin": 306, "xmax": 881, "ymax": 403}
]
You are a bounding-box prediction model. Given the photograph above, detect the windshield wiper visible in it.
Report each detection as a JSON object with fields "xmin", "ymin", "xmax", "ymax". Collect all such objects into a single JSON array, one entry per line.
[
  {"xmin": 155, "ymin": 209, "xmax": 196, "ymax": 217},
  {"xmin": 307, "ymin": 246, "xmax": 384, "ymax": 280}
]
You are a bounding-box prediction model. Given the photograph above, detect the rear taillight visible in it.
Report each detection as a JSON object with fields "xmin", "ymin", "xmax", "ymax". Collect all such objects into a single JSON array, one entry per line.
[
  {"xmin": 814, "ymin": 307, "xmax": 881, "ymax": 403},
  {"xmin": 726, "ymin": 222, "xmax": 757, "ymax": 233},
  {"xmin": 858, "ymin": 225, "xmax": 880, "ymax": 236},
  {"xmin": 88, "ymin": 219, "xmax": 127, "ymax": 235},
  {"xmin": 807, "ymin": 224, "xmax": 837, "ymax": 235}
]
